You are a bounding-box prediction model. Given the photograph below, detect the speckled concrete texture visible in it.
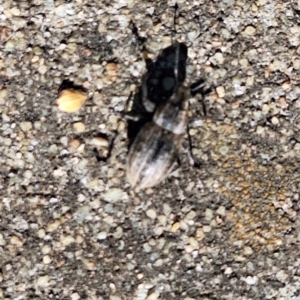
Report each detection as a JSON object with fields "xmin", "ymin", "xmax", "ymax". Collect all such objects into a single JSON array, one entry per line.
[{"xmin": 1, "ymin": 0, "xmax": 300, "ymax": 299}]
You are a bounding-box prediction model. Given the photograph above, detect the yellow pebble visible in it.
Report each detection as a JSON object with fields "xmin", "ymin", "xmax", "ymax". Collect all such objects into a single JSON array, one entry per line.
[{"xmin": 56, "ymin": 89, "xmax": 87, "ymax": 113}]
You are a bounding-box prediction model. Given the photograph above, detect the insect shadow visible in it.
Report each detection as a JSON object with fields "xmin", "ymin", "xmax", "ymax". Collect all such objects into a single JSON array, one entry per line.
[{"xmin": 57, "ymin": 79, "xmax": 87, "ymax": 94}]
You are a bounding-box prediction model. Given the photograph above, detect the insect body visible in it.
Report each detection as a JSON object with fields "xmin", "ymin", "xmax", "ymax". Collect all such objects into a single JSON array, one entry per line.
[
  {"xmin": 125, "ymin": 7, "xmax": 204, "ymax": 189},
  {"xmin": 126, "ymin": 84, "xmax": 191, "ymax": 189}
]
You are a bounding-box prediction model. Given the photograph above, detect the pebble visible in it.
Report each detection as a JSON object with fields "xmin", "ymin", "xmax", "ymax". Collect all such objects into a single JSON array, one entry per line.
[
  {"xmin": 61, "ymin": 235, "xmax": 75, "ymax": 246},
  {"xmin": 188, "ymin": 237, "xmax": 199, "ymax": 250},
  {"xmin": 276, "ymin": 270, "xmax": 288, "ymax": 282},
  {"xmin": 216, "ymin": 206, "xmax": 226, "ymax": 216},
  {"xmin": 170, "ymin": 222, "xmax": 180, "ymax": 233},
  {"xmin": 216, "ymin": 86, "xmax": 225, "ymax": 98},
  {"xmin": 69, "ymin": 139, "xmax": 81, "ymax": 150},
  {"xmin": 146, "ymin": 208, "xmax": 157, "ymax": 220},
  {"xmin": 47, "ymin": 219, "xmax": 61, "ymax": 232},
  {"xmin": 242, "ymin": 276, "xmax": 258, "ymax": 285},
  {"xmin": 38, "ymin": 65, "xmax": 47, "ymax": 75},
  {"xmin": 37, "ymin": 275, "xmax": 50, "ymax": 287},
  {"xmin": 262, "ymin": 104, "xmax": 270, "ymax": 114},
  {"xmin": 293, "ymin": 58, "xmax": 300, "ymax": 69},
  {"xmin": 196, "ymin": 228, "xmax": 205, "ymax": 240},
  {"xmin": 43, "ymin": 255, "xmax": 52, "ymax": 264},
  {"xmin": 243, "ymin": 246, "xmax": 253, "ymax": 256},
  {"xmin": 55, "ymin": 4, "xmax": 67, "ymax": 17},
  {"xmin": 56, "ymin": 89, "xmax": 88, "ymax": 113},
  {"xmin": 202, "ymin": 225, "xmax": 211, "ymax": 233},
  {"xmin": 271, "ymin": 116, "xmax": 279, "ymax": 125},
  {"xmin": 243, "ymin": 25, "xmax": 256, "ymax": 36},
  {"xmin": 102, "ymin": 188, "xmax": 128, "ymax": 203},
  {"xmin": 10, "ymin": 236, "xmax": 23, "ymax": 247},
  {"xmin": 106, "ymin": 62, "xmax": 118, "ymax": 76},
  {"xmin": 88, "ymin": 137, "xmax": 109, "ymax": 148},
  {"xmin": 146, "ymin": 292, "xmax": 158, "ymax": 300},
  {"xmin": 0, "ymin": 234, "xmax": 6, "ymax": 246},
  {"xmin": 282, "ymin": 82, "xmax": 290, "ymax": 90},
  {"xmin": 224, "ymin": 267, "xmax": 232, "ymax": 275},
  {"xmin": 163, "ymin": 203, "xmax": 172, "ymax": 216},
  {"xmin": 76, "ymin": 235, "xmax": 84, "ymax": 244},
  {"xmin": 83, "ymin": 259, "xmax": 96, "ymax": 271},
  {"xmin": 20, "ymin": 121, "xmax": 32, "ymax": 132},
  {"xmin": 31, "ymin": 55, "xmax": 39, "ymax": 63},
  {"xmin": 204, "ymin": 208, "xmax": 214, "ymax": 221},
  {"xmin": 24, "ymin": 170, "xmax": 33, "ymax": 179},
  {"xmin": 153, "ymin": 259, "xmax": 163, "ymax": 267},
  {"xmin": 10, "ymin": 7, "xmax": 20, "ymax": 16},
  {"xmin": 74, "ymin": 205, "xmax": 91, "ymax": 223},
  {"xmin": 4, "ymin": 39, "xmax": 15, "ymax": 51},
  {"xmin": 210, "ymin": 52, "xmax": 224, "ymax": 65},
  {"xmin": 97, "ymin": 232, "xmax": 107, "ymax": 240},
  {"xmin": 113, "ymin": 226, "xmax": 123, "ymax": 239},
  {"xmin": 70, "ymin": 292, "xmax": 81, "ymax": 300},
  {"xmin": 187, "ymin": 30, "xmax": 198, "ymax": 42},
  {"xmin": 219, "ymin": 145, "xmax": 229, "ymax": 156},
  {"xmin": 0, "ymin": 88, "xmax": 8, "ymax": 105},
  {"xmin": 15, "ymin": 91, "xmax": 25, "ymax": 102},
  {"xmin": 73, "ymin": 122, "xmax": 85, "ymax": 133},
  {"xmin": 3, "ymin": 138, "xmax": 11, "ymax": 146},
  {"xmin": 253, "ymin": 111, "xmax": 261, "ymax": 120},
  {"xmin": 256, "ymin": 126, "xmax": 265, "ymax": 134},
  {"xmin": 42, "ymin": 245, "xmax": 51, "ymax": 255}
]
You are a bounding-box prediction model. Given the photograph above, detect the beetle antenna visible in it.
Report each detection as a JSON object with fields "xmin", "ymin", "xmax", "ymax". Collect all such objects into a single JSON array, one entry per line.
[
  {"xmin": 173, "ymin": 3, "xmax": 179, "ymax": 42},
  {"xmin": 173, "ymin": 3, "xmax": 180, "ymax": 85}
]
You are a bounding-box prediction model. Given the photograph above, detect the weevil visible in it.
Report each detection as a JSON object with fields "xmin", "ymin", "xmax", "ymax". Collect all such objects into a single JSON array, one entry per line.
[
  {"xmin": 126, "ymin": 40, "xmax": 205, "ymax": 190},
  {"xmin": 125, "ymin": 3, "xmax": 208, "ymax": 190}
]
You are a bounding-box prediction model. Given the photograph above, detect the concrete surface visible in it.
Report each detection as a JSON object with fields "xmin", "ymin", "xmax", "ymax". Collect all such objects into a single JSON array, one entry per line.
[{"xmin": 0, "ymin": 0, "xmax": 300, "ymax": 299}]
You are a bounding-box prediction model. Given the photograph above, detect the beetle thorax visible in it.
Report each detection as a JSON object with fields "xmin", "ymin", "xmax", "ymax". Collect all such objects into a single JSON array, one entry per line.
[
  {"xmin": 153, "ymin": 101, "xmax": 188, "ymax": 135},
  {"xmin": 153, "ymin": 85, "xmax": 189, "ymax": 135}
]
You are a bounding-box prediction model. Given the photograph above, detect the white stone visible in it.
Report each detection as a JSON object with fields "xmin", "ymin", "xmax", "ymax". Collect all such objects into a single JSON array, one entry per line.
[
  {"xmin": 102, "ymin": 188, "xmax": 128, "ymax": 203},
  {"xmin": 37, "ymin": 275, "xmax": 50, "ymax": 287},
  {"xmin": 70, "ymin": 292, "xmax": 81, "ymax": 300},
  {"xmin": 20, "ymin": 121, "xmax": 32, "ymax": 132},
  {"xmin": 242, "ymin": 276, "xmax": 258, "ymax": 285},
  {"xmin": 97, "ymin": 232, "xmax": 107, "ymax": 240},
  {"xmin": 146, "ymin": 208, "xmax": 157, "ymax": 220}
]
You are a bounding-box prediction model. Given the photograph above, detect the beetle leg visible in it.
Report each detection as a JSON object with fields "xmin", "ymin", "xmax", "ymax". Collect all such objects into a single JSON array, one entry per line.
[
  {"xmin": 174, "ymin": 41, "xmax": 180, "ymax": 85},
  {"xmin": 190, "ymin": 79, "xmax": 206, "ymax": 95},
  {"xmin": 141, "ymin": 73, "xmax": 156, "ymax": 113},
  {"xmin": 107, "ymin": 92, "xmax": 138, "ymax": 164},
  {"xmin": 185, "ymin": 142, "xmax": 195, "ymax": 166},
  {"xmin": 107, "ymin": 120, "xmax": 128, "ymax": 166},
  {"xmin": 121, "ymin": 90, "xmax": 144, "ymax": 121},
  {"xmin": 122, "ymin": 112, "xmax": 143, "ymax": 122},
  {"xmin": 186, "ymin": 147, "xmax": 195, "ymax": 166},
  {"xmin": 186, "ymin": 123, "xmax": 198, "ymax": 167},
  {"xmin": 168, "ymin": 160, "xmax": 180, "ymax": 179},
  {"xmin": 124, "ymin": 91, "xmax": 134, "ymax": 113}
]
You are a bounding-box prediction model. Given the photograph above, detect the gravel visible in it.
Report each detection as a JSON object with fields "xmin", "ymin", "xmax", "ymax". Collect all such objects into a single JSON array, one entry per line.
[{"xmin": 1, "ymin": 0, "xmax": 300, "ymax": 299}]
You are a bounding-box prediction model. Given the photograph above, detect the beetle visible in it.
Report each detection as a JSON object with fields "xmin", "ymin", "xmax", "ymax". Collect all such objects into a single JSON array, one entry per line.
[{"xmin": 126, "ymin": 40, "xmax": 205, "ymax": 190}]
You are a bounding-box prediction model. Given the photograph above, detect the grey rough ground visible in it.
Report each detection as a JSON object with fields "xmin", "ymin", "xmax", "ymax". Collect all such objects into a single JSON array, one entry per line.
[{"xmin": 1, "ymin": 0, "xmax": 300, "ymax": 299}]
